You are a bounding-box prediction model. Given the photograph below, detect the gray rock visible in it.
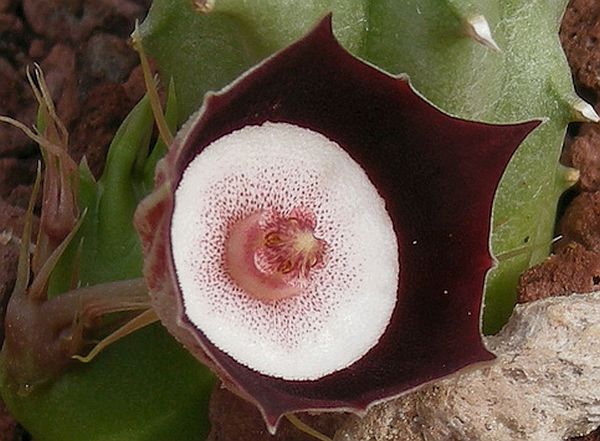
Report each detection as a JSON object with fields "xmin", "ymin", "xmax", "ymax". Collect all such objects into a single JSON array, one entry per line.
[{"xmin": 335, "ymin": 293, "xmax": 600, "ymax": 441}]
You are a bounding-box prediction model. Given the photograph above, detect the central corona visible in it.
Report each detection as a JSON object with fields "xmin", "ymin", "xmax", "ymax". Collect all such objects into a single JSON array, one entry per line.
[{"xmin": 226, "ymin": 207, "xmax": 327, "ymax": 301}]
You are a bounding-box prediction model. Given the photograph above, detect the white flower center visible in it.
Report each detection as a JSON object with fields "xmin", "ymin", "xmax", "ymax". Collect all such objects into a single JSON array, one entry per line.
[{"xmin": 171, "ymin": 122, "xmax": 399, "ymax": 380}]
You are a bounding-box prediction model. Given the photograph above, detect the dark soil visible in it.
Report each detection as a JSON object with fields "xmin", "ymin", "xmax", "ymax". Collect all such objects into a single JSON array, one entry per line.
[
  {"xmin": 0, "ymin": 0, "xmax": 599, "ymax": 440},
  {"xmin": 0, "ymin": 0, "xmax": 149, "ymax": 439},
  {"xmin": 208, "ymin": 386, "xmax": 347, "ymax": 441}
]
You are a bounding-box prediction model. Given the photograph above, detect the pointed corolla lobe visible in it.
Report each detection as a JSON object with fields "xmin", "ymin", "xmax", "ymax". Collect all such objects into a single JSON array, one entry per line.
[{"xmin": 134, "ymin": 15, "xmax": 539, "ymax": 433}]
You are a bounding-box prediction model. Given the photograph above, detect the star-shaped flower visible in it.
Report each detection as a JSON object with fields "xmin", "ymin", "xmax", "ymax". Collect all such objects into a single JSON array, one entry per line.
[{"xmin": 135, "ymin": 16, "xmax": 538, "ymax": 433}]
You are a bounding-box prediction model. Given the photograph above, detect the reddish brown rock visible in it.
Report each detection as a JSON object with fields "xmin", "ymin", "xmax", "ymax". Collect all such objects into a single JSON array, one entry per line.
[
  {"xmin": 561, "ymin": 0, "xmax": 600, "ymax": 95},
  {"xmin": 82, "ymin": 32, "xmax": 138, "ymax": 84},
  {"xmin": 0, "ymin": 197, "xmax": 37, "ymax": 240},
  {"xmin": 100, "ymin": 0, "xmax": 146, "ymax": 23},
  {"xmin": 23, "ymin": 0, "xmax": 85, "ymax": 41},
  {"xmin": 66, "ymin": 50, "xmax": 149, "ymax": 179},
  {"xmin": 86, "ymin": 0, "xmax": 147, "ymax": 37},
  {"xmin": 122, "ymin": 60, "xmax": 159, "ymax": 104},
  {"xmin": 0, "ymin": 157, "xmax": 37, "ymax": 200},
  {"xmin": 28, "ymin": 38, "xmax": 46, "ymax": 60},
  {"xmin": 517, "ymin": 242, "xmax": 600, "ymax": 303},
  {"xmin": 563, "ymin": 124, "xmax": 600, "ymax": 192},
  {"xmin": 208, "ymin": 384, "xmax": 348, "ymax": 441},
  {"xmin": 41, "ymin": 44, "xmax": 79, "ymax": 128},
  {"xmin": 0, "ymin": 11, "xmax": 18, "ymax": 32},
  {"xmin": 69, "ymin": 82, "xmax": 135, "ymax": 177},
  {"xmin": 22, "ymin": 0, "xmax": 147, "ymax": 43},
  {"xmin": 0, "ymin": 59, "xmax": 20, "ymax": 113},
  {"xmin": 559, "ymin": 192, "xmax": 600, "ymax": 252},
  {"xmin": 6, "ymin": 184, "xmax": 34, "ymax": 210},
  {"xmin": 0, "ymin": 58, "xmax": 36, "ymax": 158},
  {"xmin": 0, "ymin": 0, "xmax": 15, "ymax": 12}
]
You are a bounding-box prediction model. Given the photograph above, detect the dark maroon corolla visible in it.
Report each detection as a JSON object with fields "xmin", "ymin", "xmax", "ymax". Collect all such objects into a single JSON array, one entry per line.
[{"xmin": 134, "ymin": 16, "xmax": 538, "ymax": 433}]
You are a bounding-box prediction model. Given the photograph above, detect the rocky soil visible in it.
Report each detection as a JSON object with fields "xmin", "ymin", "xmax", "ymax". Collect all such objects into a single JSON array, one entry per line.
[
  {"xmin": 514, "ymin": 0, "xmax": 600, "ymax": 306},
  {"xmin": 0, "ymin": 0, "xmax": 599, "ymax": 440}
]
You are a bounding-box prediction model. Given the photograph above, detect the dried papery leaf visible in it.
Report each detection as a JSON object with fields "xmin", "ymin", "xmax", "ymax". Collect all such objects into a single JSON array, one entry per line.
[
  {"xmin": 0, "ymin": 57, "xmax": 218, "ymax": 440},
  {"xmin": 135, "ymin": 16, "xmax": 539, "ymax": 432}
]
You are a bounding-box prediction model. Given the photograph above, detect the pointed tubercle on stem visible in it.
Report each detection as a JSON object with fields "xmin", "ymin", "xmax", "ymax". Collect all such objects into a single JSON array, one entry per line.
[
  {"xmin": 557, "ymin": 164, "xmax": 580, "ymax": 191},
  {"xmin": 464, "ymin": 15, "xmax": 501, "ymax": 52},
  {"xmin": 193, "ymin": 0, "xmax": 215, "ymax": 13},
  {"xmin": 572, "ymin": 98, "xmax": 600, "ymax": 123}
]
